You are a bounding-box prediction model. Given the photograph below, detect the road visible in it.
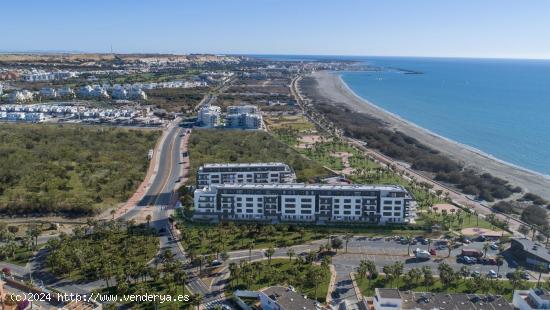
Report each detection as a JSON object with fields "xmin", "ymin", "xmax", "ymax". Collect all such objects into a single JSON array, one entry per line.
[{"xmin": 201, "ymin": 233, "xmax": 534, "ymax": 309}]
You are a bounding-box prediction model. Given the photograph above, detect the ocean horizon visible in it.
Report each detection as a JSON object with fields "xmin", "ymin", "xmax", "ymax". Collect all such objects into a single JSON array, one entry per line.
[{"xmin": 255, "ymin": 55, "xmax": 550, "ymax": 177}]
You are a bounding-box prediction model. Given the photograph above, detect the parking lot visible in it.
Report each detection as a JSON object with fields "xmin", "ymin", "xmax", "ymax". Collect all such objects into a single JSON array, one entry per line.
[{"xmin": 336, "ymin": 236, "xmax": 520, "ymax": 278}]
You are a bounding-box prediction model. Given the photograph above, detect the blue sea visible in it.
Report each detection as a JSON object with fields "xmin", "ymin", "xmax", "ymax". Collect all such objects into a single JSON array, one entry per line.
[{"xmin": 252, "ymin": 55, "xmax": 550, "ymax": 176}]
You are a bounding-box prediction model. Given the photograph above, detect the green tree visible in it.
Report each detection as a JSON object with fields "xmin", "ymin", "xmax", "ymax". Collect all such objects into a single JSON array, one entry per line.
[
  {"xmin": 265, "ymin": 247, "xmax": 275, "ymax": 265},
  {"xmin": 287, "ymin": 248, "xmax": 295, "ymax": 262}
]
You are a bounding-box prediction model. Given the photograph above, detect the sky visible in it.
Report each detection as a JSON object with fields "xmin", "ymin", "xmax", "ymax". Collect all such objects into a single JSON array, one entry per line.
[{"xmin": 3, "ymin": 0, "xmax": 550, "ymax": 59}]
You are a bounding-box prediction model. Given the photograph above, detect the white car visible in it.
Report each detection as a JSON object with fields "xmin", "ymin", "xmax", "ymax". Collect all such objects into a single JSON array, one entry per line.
[{"xmin": 488, "ymin": 270, "xmax": 498, "ymax": 278}]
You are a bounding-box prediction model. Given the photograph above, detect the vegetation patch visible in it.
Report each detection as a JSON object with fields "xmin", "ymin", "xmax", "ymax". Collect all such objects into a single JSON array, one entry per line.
[
  {"xmin": 0, "ymin": 123, "xmax": 160, "ymax": 216},
  {"xmin": 356, "ymin": 261, "xmax": 534, "ymax": 301},
  {"xmin": 228, "ymin": 258, "xmax": 331, "ymax": 302},
  {"xmin": 45, "ymin": 220, "xmax": 158, "ymax": 283},
  {"xmin": 187, "ymin": 129, "xmax": 330, "ymax": 183},
  {"xmin": 146, "ymin": 87, "xmax": 208, "ymax": 113}
]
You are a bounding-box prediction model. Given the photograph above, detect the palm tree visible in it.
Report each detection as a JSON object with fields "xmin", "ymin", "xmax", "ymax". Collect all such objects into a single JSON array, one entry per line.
[
  {"xmin": 192, "ymin": 294, "xmax": 203, "ymax": 310},
  {"xmin": 365, "ymin": 260, "xmax": 377, "ymax": 279},
  {"xmin": 248, "ymin": 242, "xmax": 254, "ymax": 262},
  {"xmin": 358, "ymin": 259, "xmax": 369, "ymax": 279},
  {"xmin": 496, "ymin": 256, "xmax": 504, "ymax": 277},
  {"xmin": 344, "ymin": 233, "xmax": 352, "ymax": 253},
  {"xmin": 482, "ymin": 242, "xmax": 490, "ymax": 257},
  {"xmin": 405, "ymin": 234, "xmax": 412, "ymax": 256},
  {"xmin": 265, "ymin": 247, "xmax": 275, "ymax": 265},
  {"xmin": 287, "ymin": 248, "xmax": 295, "ymax": 262},
  {"xmin": 447, "ymin": 240, "xmax": 455, "ymax": 258}
]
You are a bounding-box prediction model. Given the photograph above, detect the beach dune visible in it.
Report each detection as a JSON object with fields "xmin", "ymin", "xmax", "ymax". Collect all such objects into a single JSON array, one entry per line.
[{"xmin": 310, "ymin": 71, "xmax": 550, "ymax": 201}]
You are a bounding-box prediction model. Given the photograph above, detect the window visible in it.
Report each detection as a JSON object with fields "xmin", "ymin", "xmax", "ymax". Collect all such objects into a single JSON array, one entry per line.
[
  {"xmin": 344, "ymin": 199, "xmax": 351, "ymax": 203},
  {"xmin": 246, "ymin": 197, "xmax": 253, "ymax": 202},
  {"xmin": 343, "ymin": 211, "xmax": 351, "ymax": 215},
  {"xmin": 246, "ymin": 209, "xmax": 253, "ymax": 213},
  {"xmin": 355, "ymin": 211, "xmax": 361, "ymax": 215},
  {"xmin": 334, "ymin": 210, "xmax": 339, "ymax": 215},
  {"xmin": 236, "ymin": 197, "xmax": 242, "ymax": 201},
  {"xmin": 394, "ymin": 212, "xmax": 401, "ymax": 217},
  {"xmin": 383, "ymin": 212, "xmax": 392, "ymax": 216}
]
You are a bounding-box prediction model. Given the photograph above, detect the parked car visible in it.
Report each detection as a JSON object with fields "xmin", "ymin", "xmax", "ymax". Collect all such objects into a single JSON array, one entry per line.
[
  {"xmin": 211, "ymin": 260, "xmax": 222, "ymax": 266},
  {"xmin": 471, "ymin": 271, "xmax": 481, "ymax": 277},
  {"xmin": 522, "ymin": 272, "xmax": 531, "ymax": 280},
  {"xmin": 488, "ymin": 270, "xmax": 498, "ymax": 278},
  {"xmin": 490, "ymin": 243, "xmax": 499, "ymax": 250},
  {"xmin": 429, "ymin": 249, "xmax": 437, "ymax": 256}
]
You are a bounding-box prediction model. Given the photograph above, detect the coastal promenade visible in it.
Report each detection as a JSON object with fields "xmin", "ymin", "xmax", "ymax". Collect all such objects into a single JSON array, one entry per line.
[{"xmin": 291, "ymin": 73, "xmax": 528, "ymax": 236}]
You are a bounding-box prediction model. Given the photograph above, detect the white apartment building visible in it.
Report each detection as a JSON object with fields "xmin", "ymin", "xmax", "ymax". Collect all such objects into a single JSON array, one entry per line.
[
  {"xmin": 196, "ymin": 162, "xmax": 296, "ymax": 187},
  {"xmin": 225, "ymin": 104, "xmax": 263, "ymax": 129},
  {"xmin": 39, "ymin": 87, "xmax": 57, "ymax": 98},
  {"xmin": 194, "ymin": 183, "xmax": 416, "ymax": 224},
  {"xmin": 198, "ymin": 105, "xmax": 221, "ymax": 128},
  {"xmin": 513, "ymin": 288, "xmax": 550, "ymax": 310}
]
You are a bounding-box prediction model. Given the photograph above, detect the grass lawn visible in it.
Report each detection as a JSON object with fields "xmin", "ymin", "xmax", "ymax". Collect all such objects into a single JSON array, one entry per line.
[
  {"xmin": 300, "ymin": 141, "xmax": 379, "ymax": 171},
  {"xmin": 187, "ymin": 129, "xmax": 331, "ymax": 184},
  {"xmin": 356, "ymin": 275, "xmax": 533, "ymax": 301},
  {"xmin": 415, "ymin": 211, "xmax": 498, "ymax": 232},
  {"xmin": 229, "ymin": 258, "xmax": 331, "ymax": 302},
  {"xmin": 1, "ymin": 246, "xmax": 34, "ymax": 266}
]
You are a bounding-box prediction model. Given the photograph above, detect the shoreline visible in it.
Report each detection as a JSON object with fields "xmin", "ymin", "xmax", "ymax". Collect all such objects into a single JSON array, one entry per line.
[
  {"xmin": 336, "ymin": 73, "xmax": 550, "ymax": 181},
  {"xmin": 311, "ymin": 70, "xmax": 550, "ymax": 201}
]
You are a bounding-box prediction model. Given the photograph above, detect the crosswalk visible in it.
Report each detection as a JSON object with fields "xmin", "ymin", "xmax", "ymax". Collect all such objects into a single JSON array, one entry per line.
[{"xmin": 203, "ymin": 297, "xmax": 232, "ymax": 310}]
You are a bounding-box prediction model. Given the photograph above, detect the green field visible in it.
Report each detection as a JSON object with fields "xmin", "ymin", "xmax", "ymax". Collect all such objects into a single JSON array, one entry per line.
[
  {"xmin": 0, "ymin": 123, "xmax": 160, "ymax": 216},
  {"xmin": 187, "ymin": 129, "xmax": 331, "ymax": 184}
]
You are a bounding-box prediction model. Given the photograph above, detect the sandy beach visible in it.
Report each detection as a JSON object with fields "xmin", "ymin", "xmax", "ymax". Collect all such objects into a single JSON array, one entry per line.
[{"xmin": 310, "ymin": 71, "xmax": 550, "ymax": 201}]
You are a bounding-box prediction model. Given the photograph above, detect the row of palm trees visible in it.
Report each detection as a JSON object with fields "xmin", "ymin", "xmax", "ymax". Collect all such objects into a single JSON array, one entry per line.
[{"xmin": 356, "ymin": 259, "xmax": 532, "ymax": 295}]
